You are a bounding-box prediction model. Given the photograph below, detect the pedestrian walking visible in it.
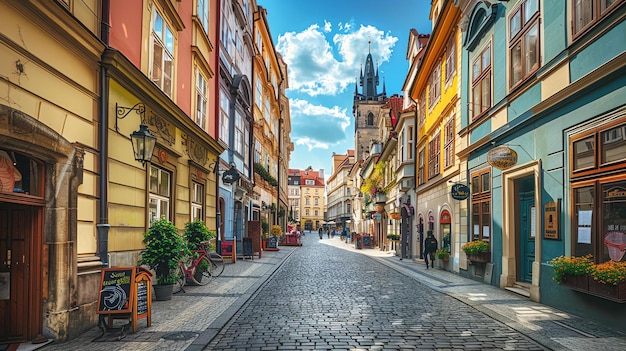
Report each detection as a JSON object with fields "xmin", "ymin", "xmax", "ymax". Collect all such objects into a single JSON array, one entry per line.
[
  {"xmin": 318, "ymin": 227, "xmax": 323, "ymax": 239},
  {"xmin": 424, "ymin": 230, "xmax": 438, "ymax": 269}
]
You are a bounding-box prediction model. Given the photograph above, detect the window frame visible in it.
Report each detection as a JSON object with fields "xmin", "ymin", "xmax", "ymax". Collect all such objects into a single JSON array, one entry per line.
[
  {"xmin": 150, "ymin": 7, "xmax": 175, "ymax": 97},
  {"xmin": 572, "ymin": 0, "xmax": 625, "ymax": 39},
  {"xmin": 471, "ymin": 169, "xmax": 492, "ymax": 243},
  {"xmin": 191, "ymin": 181, "xmax": 204, "ymax": 221},
  {"xmin": 509, "ymin": 0, "xmax": 540, "ymax": 89},
  {"xmin": 444, "ymin": 117, "xmax": 455, "ymax": 169},
  {"xmin": 471, "ymin": 43, "xmax": 492, "ymax": 121},
  {"xmin": 149, "ymin": 164, "xmax": 172, "ymax": 225},
  {"xmin": 428, "ymin": 132, "xmax": 441, "ymax": 179}
]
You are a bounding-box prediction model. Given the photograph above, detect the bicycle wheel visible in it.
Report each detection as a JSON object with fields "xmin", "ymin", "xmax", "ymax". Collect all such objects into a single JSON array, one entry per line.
[
  {"xmin": 190, "ymin": 257, "xmax": 212, "ymax": 285},
  {"xmin": 172, "ymin": 263, "xmax": 186, "ymax": 294},
  {"xmin": 209, "ymin": 252, "xmax": 225, "ymax": 277}
]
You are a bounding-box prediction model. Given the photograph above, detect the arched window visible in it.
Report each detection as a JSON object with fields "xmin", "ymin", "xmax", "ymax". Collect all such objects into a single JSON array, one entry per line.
[{"xmin": 367, "ymin": 112, "xmax": 374, "ymax": 126}]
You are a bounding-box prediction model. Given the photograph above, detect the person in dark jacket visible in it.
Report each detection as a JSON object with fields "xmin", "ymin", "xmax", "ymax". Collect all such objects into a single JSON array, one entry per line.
[{"xmin": 424, "ymin": 231, "xmax": 438, "ymax": 269}]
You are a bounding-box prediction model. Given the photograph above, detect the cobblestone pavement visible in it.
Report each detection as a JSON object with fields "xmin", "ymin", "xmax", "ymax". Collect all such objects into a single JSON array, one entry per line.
[
  {"xmin": 38, "ymin": 233, "xmax": 626, "ymax": 351},
  {"xmin": 205, "ymin": 236, "xmax": 548, "ymax": 351}
]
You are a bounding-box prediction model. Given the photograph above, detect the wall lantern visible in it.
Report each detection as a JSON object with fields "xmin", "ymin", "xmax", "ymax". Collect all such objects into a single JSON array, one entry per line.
[
  {"xmin": 130, "ymin": 124, "xmax": 157, "ymax": 164},
  {"xmin": 116, "ymin": 103, "xmax": 157, "ymax": 164}
]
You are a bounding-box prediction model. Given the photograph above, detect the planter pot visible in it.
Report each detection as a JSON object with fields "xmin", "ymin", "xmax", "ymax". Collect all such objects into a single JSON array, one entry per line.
[
  {"xmin": 588, "ymin": 278, "xmax": 626, "ymax": 302},
  {"xmin": 441, "ymin": 257, "xmax": 450, "ymax": 262},
  {"xmin": 153, "ymin": 284, "xmax": 173, "ymax": 301},
  {"xmin": 467, "ymin": 252, "xmax": 490, "ymax": 263},
  {"xmin": 561, "ymin": 273, "xmax": 589, "ymax": 291},
  {"xmin": 375, "ymin": 203, "xmax": 385, "ymax": 213}
]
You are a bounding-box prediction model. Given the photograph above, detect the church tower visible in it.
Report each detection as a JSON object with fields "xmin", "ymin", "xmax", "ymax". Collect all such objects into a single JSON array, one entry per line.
[{"xmin": 353, "ymin": 42, "xmax": 387, "ymax": 163}]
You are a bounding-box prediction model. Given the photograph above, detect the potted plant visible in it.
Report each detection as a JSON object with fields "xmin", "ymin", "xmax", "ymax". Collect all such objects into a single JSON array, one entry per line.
[
  {"xmin": 139, "ymin": 218, "xmax": 186, "ymax": 300},
  {"xmin": 435, "ymin": 248, "xmax": 450, "ymax": 261},
  {"xmin": 461, "ymin": 240, "xmax": 490, "ymax": 262},
  {"xmin": 548, "ymin": 255, "xmax": 593, "ymax": 286}
]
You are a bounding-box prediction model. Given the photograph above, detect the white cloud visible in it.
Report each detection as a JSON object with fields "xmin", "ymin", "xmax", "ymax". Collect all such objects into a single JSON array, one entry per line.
[
  {"xmin": 323, "ymin": 20, "xmax": 332, "ymax": 32},
  {"xmin": 289, "ymin": 99, "xmax": 351, "ymax": 150},
  {"xmin": 276, "ymin": 23, "xmax": 398, "ymax": 97}
]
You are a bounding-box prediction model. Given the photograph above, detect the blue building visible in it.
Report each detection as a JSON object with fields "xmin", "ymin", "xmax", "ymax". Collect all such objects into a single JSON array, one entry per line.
[{"xmin": 457, "ymin": 0, "xmax": 626, "ymax": 329}]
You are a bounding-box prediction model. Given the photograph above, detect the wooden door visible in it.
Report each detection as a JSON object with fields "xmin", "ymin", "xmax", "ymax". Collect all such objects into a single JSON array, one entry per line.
[{"xmin": 0, "ymin": 204, "xmax": 32, "ymax": 343}]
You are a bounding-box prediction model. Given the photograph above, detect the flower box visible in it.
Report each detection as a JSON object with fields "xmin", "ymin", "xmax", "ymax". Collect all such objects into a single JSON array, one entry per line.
[
  {"xmin": 588, "ymin": 278, "xmax": 626, "ymax": 303},
  {"xmin": 468, "ymin": 252, "xmax": 490, "ymax": 263},
  {"xmin": 561, "ymin": 273, "xmax": 589, "ymax": 291}
]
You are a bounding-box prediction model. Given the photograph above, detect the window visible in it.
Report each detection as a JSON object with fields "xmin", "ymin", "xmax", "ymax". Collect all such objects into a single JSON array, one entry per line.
[
  {"xmin": 367, "ymin": 112, "xmax": 374, "ymax": 126},
  {"xmin": 573, "ymin": 0, "xmax": 624, "ymax": 37},
  {"xmin": 571, "ymin": 117, "xmax": 626, "ymax": 263},
  {"xmin": 418, "ymin": 148, "xmax": 425, "ymax": 186},
  {"xmin": 509, "ymin": 0, "xmax": 539, "ymax": 88},
  {"xmin": 428, "ymin": 132, "xmax": 440, "ymax": 179},
  {"xmin": 219, "ymin": 90, "xmax": 229, "ymax": 144},
  {"xmin": 314, "ymin": 210, "xmax": 319, "ymax": 216},
  {"xmin": 149, "ymin": 165, "xmax": 171, "ymax": 225},
  {"xmin": 305, "ymin": 197, "xmax": 310, "ymax": 205},
  {"xmin": 419, "ymin": 91, "xmax": 426, "ymax": 126},
  {"xmin": 471, "ymin": 169, "xmax": 491, "ymax": 242},
  {"xmin": 151, "ymin": 8, "xmax": 174, "ymax": 97},
  {"xmin": 444, "ymin": 118, "xmax": 455, "ymax": 169},
  {"xmin": 192, "ymin": 181, "xmax": 204, "ymax": 221},
  {"xmin": 572, "ymin": 120, "xmax": 626, "ymax": 176},
  {"xmin": 472, "ymin": 44, "xmax": 491, "ymax": 120},
  {"xmin": 234, "ymin": 111, "xmax": 244, "ymax": 156},
  {"xmin": 429, "ymin": 62, "xmax": 441, "ymax": 108},
  {"xmin": 197, "ymin": 0, "xmax": 209, "ymax": 32},
  {"xmin": 445, "ymin": 35, "xmax": 456, "ymax": 84},
  {"xmin": 195, "ymin": 69, "xmax": 208, "ymax": 129},
  {"xmin": 407, "ymin": 126, "xmax": 414, "ymax": 160}
]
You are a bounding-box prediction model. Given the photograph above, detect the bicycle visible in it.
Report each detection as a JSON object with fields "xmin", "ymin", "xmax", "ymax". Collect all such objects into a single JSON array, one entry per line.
[{"xmin": 173, "ymin": 242, "xmax": 225, "ymax": 293}]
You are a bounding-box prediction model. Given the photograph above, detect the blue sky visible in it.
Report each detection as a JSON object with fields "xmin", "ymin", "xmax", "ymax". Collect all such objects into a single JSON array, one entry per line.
[{"xmin": 258, "ymin": 0, "xmax": 432, "ymax": 177}]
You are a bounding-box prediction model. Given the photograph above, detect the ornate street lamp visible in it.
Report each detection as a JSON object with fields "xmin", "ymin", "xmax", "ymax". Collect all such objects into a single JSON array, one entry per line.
[{"xmin": 130, "ymin": 124, "xmax": 157, "ymax": 164}]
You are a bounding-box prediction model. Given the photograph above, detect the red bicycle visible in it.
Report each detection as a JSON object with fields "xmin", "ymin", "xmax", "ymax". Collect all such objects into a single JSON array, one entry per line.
[{"xmin": 173, "ymin": 242, "xmax": 214, "ymax": 293}]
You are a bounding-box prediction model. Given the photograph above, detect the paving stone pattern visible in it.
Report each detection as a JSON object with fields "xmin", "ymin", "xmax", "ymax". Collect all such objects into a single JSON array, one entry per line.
[{"xmin": 205, "ymin": 238, "xmax": 548, "ymax": 350}]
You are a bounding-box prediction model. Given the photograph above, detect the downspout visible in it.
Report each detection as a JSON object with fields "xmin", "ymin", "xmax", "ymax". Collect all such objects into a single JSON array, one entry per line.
[
  {"xmin": 97, "ymin": 0, "xmax": 111, "ymax": 268},
  {"xmin": 215, "ymin": 0, "xmax": 222, "ymax": 241}
]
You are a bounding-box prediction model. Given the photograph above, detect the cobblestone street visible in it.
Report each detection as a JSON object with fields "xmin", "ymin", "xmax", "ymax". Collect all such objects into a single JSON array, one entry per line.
[
  {"xmin": 39, "ymin": 233, "xmax": 626, "ymax": 351},
  {"xmin": 205, "ymin": 235, "xmax": 547, "ymax": 350}
]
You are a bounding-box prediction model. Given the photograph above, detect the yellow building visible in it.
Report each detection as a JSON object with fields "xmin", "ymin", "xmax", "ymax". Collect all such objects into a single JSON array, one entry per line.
[{"xmin": 411, "ymin": 0, "xmax": 464, "ymax": 270}]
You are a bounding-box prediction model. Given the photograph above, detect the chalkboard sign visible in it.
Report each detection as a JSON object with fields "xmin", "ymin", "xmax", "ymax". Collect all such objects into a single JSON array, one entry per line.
[
  {"xmin": 267, "ymin": 236, "xmax": 278, "ymax": 249},
  {"xmin": 355, "ymin": 236, "xmax": 363, "ymax": 249},
  {"xmin": 98, "ymin": 268, "xmax": 133, "ymax": 314},
  {"xmin": 136, "ymin": 280, "xmax": 148, "ymax": 315},
  {"xmin": 363, "ymin": 235, "xmax": 371, "ymax": 248},
  {"xmin": 242, "ymin": 237, "xmax": 253, "ymax": 258}
]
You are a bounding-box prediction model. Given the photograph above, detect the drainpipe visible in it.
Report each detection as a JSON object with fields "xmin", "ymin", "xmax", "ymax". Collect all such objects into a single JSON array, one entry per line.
[{"xmin": 97, "ymin": 0, "xmax": 111, "ymax": 268}]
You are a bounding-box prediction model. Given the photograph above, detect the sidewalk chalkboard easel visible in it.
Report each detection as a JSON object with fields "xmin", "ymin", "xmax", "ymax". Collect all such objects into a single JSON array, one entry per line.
[{"xmin": 97, "ymin": 266, "xmax": 152, "ymax": 333}]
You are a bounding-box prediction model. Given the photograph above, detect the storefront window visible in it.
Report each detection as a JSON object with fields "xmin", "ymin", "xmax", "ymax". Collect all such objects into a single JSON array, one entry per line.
[
  {"xmin": 0, "ymin": 150, "xmax": 43, "ymax": 197},
  {"xmin": 571, "ymin": 116, "xmax": 626, "ymax": 263},
  {"xmin": 471, "ymin": 169, "xmax": 491, "ymax": 242}
]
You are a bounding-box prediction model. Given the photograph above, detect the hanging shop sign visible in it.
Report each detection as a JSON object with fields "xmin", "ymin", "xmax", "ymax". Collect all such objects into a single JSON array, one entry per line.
[
  {"xmin": 222, "ymin": 167, "xmax": 240, "ymax": 184},
  {"xmin": 451, "ymin": 184, "xmax": 470, "ymax": 200},
  {"xmin": 487, "ymin": 146, "xmax": 518, "ymax": 170}
]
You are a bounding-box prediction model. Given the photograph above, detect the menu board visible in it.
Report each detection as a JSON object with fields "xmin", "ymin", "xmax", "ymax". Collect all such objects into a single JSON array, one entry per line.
[
  {"xmin": 267, "ymin": 236, "xmax": 278, "ymax": 248},
  {"xmin": 98, "ymin": 268, "xmax": 133, "ymax": 314},
  {"xmin": 136, "ymin": 280, "xmax": 148, "ymax": 316}
]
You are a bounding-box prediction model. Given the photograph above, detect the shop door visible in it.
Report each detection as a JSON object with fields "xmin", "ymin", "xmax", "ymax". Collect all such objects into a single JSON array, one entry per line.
[
  {"xmin": 0, "ymin": 204, "xmax": 32, "ymax": 342},
  {"xmin": 519, "ymin": 188, "xmax": 535, "ymax": 283}
]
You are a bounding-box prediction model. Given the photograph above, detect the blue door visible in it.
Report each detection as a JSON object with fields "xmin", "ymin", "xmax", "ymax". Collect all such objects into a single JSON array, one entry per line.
[{"xmin": 518, "ymin": 177, "xmax": 535, "ymax": 283}]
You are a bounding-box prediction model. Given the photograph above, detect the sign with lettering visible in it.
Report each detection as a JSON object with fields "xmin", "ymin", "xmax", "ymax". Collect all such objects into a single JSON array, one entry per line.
[
  {"xmin": 451, "ymin": 183, "xmax": 470, "ymax": 200},
  {"xmin": 98, "ymin": 268, "xmax": 133, "ymax": 314},
  {"xmin": 544, "ymin": 199, "xmax": 560, "ymax": 240},
  {"xmin": 222, "ymin": 167, "xmax": 240, "ymax": 184},
  {"xmin": 267, "ymin": 236, "xmax": 279, "ymax": 249},
  {"xmin": 487, "ymin": 146, "xmax": 518, "ymax": 170}
]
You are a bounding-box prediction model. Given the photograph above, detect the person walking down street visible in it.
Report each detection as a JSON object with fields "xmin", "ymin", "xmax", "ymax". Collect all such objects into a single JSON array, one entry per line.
[
  {"xmin": 318, "ymin": 227, "xmax": 323, "ymax": 240},
  {"xmin": 424, "ymin": 231, "xmax": 438, "ymax": 269}
]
